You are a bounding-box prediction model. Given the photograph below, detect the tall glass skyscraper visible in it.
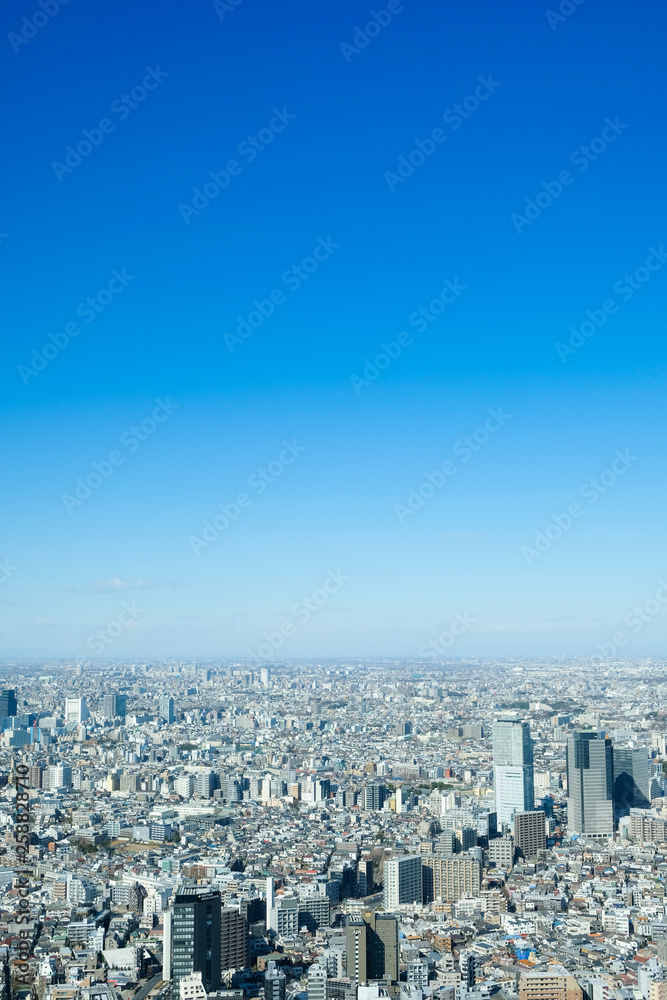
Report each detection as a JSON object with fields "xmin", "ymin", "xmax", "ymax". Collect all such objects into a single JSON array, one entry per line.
[
  {"xmin": 566, "ymin": 731, "xmax": 614, "ymax": 839},
  {"xmin": 492, "ymin": 718, "xmax": 534, "ymax": 828},
  {"xmin": 171, "ymin": 888, "xmax": 221, "ymax": 1000}
]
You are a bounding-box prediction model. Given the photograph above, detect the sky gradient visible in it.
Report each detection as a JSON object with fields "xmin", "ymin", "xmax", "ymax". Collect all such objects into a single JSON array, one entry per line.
[{"xmin": 2, "ymin": 0, "xmax": 666, "ymax": 660}]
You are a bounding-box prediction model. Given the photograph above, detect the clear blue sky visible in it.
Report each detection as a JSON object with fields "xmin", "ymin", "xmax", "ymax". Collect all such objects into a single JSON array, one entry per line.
[{"xmin": 2, "ymin": 0, "xmax": 666, "ymax": 660}]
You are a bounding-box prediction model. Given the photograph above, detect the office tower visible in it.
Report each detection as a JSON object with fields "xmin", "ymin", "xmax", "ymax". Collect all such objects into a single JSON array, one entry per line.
[
  {"xmin": 0, "ymin": 690, "xmax": 17, "ymax": 718},
  {"xmin": 103, "ymin": 694, "xmax": 127, "ymax": 720},
  {"xmin": 364, "ymin": 783, "xmax": 387, "ymax": 811},
  {"xmin": 220, "ymin": 907, "xmax": 248, "ymax": 971},
  {"xmin": 345, "ymin": 917, "xmax": 367, "ymax": 984},
  {"xmin": 265, "ymin": 962, "xmax": 286, "ymax": 1000},
  {"xmin": 64, "ymin": 697, "xmax": 89, "ymax": 724},
  {"xmin": 45, "ymin": 763, "xmax": 72, "ymax": 790},
  {"xmin": 492, "ymin": 718, "xmax": 534, "ymax": 827},
  {"xmin": 171, "ymin": 888, "xmax": 221, "ymax": 1000},
  {"xmin": 514, "ymin": 811, "xmax": 546, "ymax": 858},
  {"xmin": 260, "ymin": 667, "xmax": 271, "ymax": 686},
  {"xmin": 487, "ymin": 834, "xmax": 515, "ymax": 870},
  {"xmin": 566, "ymin": 731, "xmax": 614, "ymax": 838},
  {"xmin": 29, "ymin": 763, "xmax": 44, "ymax": 789},
  {"xmin": 613, "ymin": 746, "xmax": 650, "ymax": 815},
  {"xmin": 308, "ymin": 965, "xmax": 327, "ymax": 1000},
  {"xmin": 356, "ymin": 857, "xmax": 374, "ymax": 897},
  {"xmin": 421, "ymin": 855, "xmax": 482, "ymax": 903},
  {"xmin": 160, "ymin": 695, "xmax": 175, "ymax": 724},
  {"xmin": 195, "ymin": 770, "xmax": 214, "ymax": 799},
  {"xmin": 383, "ymin": 855, "xmax": 422, "ymax": 909},
  {"xmin": 365, "ymin": 911, "xmax": 399, "ymax": 982}
]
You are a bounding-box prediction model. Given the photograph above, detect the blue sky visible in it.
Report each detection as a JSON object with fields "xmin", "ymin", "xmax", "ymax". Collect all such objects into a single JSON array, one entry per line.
[{"xmin": 1, "ymin": 0, "xmax": 666, "ymax": 660}]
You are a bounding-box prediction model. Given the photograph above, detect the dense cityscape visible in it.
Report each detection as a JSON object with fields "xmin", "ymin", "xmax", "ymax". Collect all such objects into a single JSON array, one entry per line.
[{"xmin": 0, "ymin": 660, "xmax": 665, "ymax": 1000}]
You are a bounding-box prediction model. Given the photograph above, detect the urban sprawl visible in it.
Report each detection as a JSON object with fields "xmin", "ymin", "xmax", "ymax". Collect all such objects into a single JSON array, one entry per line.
[{"xmin": 1, "ymin": 660, "xmax": 667, "ymax": 1000}]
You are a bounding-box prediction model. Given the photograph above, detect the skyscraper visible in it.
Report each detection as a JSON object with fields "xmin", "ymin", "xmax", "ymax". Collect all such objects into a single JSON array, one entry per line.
[
  {"xmin": 492, "ymin": 718, "xmax": 535, "ymax": 827},
  {"xmin": 103, "ymin": 694, "xmax": 127, "ymax": 720},
  {"xmin": 64, "ymin": 697, "xmax": 89, "ymax": 724},
  {"xmin": 171, "ymin": 888, "xmax": 221, "ymax": 1000},
  {"xmin": 383, "ymin": 855, "xmax": 422, "ymax": 909},
  {"xmin": 514, "ymin": 810, "xmax": 547, "ymax": 858},
  {"xmin": 567, "ymin": 731, "xmax": 614, "ymax": 839},
  {"xmin": 613, "ymin": 746, "xmax": 650, "ymax": 817},
  {"xmin": 0, "ymin": 690, "xmax": 17, "ymax": 718},
  {"xmin": 365, "ymin": 911, "xmax": 399, "ymax": 983},
  {"xmin": 160, "ymin": 695, "xmax": 175, "ymax": 724},
  {"xmin": 345, "ymin": 917, "xmax": 367, "ymax": 984},
  {"xmin": 220, "ymin": 906, "xmax": 249, "ymax": 972},
  {"xmin": 364, "ymin": 783, "xmax": 387, "ymax": 812}
]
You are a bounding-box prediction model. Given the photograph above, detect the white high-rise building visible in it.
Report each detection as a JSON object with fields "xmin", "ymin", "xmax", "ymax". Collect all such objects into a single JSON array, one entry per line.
[
  {"xmin": 492, "ymin": 718, "xmax": 534, "ymax": 828},
  {"xmin": 266, "ymin": 877, "xmax": 275, "ymax": 932},
  {"xmin": 383, "ymin": 855, "xmax": 422, "ymax": 909},
  {"xmin": 65, "ymin": 697, "xmax": 89, "ymax": 724},
  {"xmin": 307, "ymin": 964, "xmax": 327, "ymax": 1000}
]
